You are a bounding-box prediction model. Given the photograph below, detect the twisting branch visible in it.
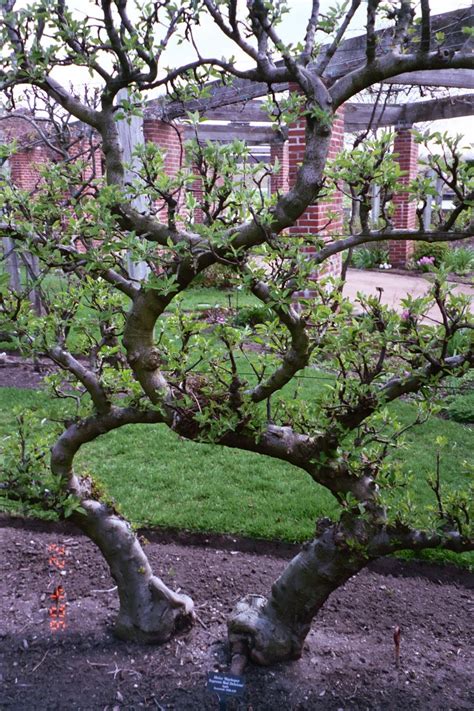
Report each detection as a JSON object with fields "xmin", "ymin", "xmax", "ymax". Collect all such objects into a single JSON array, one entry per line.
[
  {"xmin": 301, "ymin": 0, "xmax": 321, "ymax": 64},
  {"xmin": 317, "ymin": 0, "xmax": 363, "ymax": 75},
  {"xmin": 244, "ymin": 278, "xmax": 311, "ymax": 403},
  {"xmin": 420, "ymin": 0, "xmax": 431, "ymax": 54},
  {"xmin": 330, "ymin": 49, "xmax": 474, "ymax": 108},
  {"xmin": 49, "ymin": 346, "xmax": 112, "ymax": 415},
  {"xmin": 366, "ymin": 0, "xmax": 381, "ymax": 64},
  {"xmin": 312, "ymin": 226, "xmax": 474, "ymax": 265},
  {"xmin": 202, "ymin": 0, "xmax": 259, "ymax": 63}
]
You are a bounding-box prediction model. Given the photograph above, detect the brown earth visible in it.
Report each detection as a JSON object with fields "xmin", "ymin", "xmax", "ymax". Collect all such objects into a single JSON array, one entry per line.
[
  {"xmin": 0, "ymin": 356, "xmax": 54, "ymax": 389},
  {"xmin": 1, "ymin": 358, "xmax": 473, "ymax": 709},
  {"xmin": 1, "ymin": 517, "xmax": 473, "ymax": 711}
]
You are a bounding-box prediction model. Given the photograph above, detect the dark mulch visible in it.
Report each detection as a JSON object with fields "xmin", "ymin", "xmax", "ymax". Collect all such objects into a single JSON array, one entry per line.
[
  {"xmin": 1, "ymin": 518, "xmax": 473, "ymax": 711},
  {"xmin": 0, "ymin": 355, "xmax": 54, "ymax": 389}
]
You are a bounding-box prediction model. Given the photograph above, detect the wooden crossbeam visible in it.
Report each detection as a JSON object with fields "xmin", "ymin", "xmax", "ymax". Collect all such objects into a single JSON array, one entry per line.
[
  {"xmin": 345, "ymin": 93, "xmax": 474, "ymax": 131},
  {"xmin": 197, "ymin": 101, "xmax": 268, "ymax": 122},
  {"xmin": 182, "ymin": 123, "xmax": 285, "ymax": 144},
  {"xmin": 148, "ymin": 9, "xmax": 473, "ymax": 121},
  {"xmin": 176, "ymin": 93, "xmax": 474, "ymax": 130},
  {"xmin": 385, "ymin": 70, "xmax": 474, "ymax": 90}
]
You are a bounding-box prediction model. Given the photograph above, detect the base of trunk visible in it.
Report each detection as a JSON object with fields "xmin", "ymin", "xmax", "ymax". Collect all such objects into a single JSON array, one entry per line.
[
  {"xmin": 228, "ymin": 595, "xmax": 305, "ymax": 665},
  {"xmin": 72, "ymin": 501, "xmax": 194, "ymax": 644},
  {"xmin": 228, "ymin": 523, "xmax": 370, "ymax": 665},
  {"xmin": 113, "ymin": 576, "xmax": 194, "ymax": 644}
]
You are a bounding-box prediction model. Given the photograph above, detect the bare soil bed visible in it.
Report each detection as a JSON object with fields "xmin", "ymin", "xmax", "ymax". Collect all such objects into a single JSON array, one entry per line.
[
  {"xmin": 0, "ymin": 355, "xmax": 55, "ymax": 389},
  {"xmin": 1, "ymin": 517, "xmax": 473, "ymax": 711}
]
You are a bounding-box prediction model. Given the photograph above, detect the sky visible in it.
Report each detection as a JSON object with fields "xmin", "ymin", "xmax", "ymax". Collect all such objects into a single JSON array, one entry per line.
[{"xmin": 10, "ymin": 0, "xmax": 474, "ymax": 138}]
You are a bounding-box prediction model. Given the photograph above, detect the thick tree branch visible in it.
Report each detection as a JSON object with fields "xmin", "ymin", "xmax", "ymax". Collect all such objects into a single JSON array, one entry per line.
[
  {"xmin": 420, "ymin": 0, "xmax": 432, "ymax": 55},
  {"xmin": 301, "ymin": 0, "xmax": 320, "ymax": 64},
  {"xmin": 318, "ymin": 0, "xmax": 363, "ymax": 75},
  {"xmin": 370, "ymin": 525, "xmax": 474, "ymax": 556},
  {"xmin": 330, "ymin": 50, "xmax": 474, "ymax": 108},
  {"xmin": 244, "ymin": 279, "xmax": 311, "ymax": 403},
  {"xmin": 312, "ymin": 227, "xmax": 474, "ymax": 265},
  {"xmin": 48, "ymin": 346, "xmax": 112, "ymax": 415},
  {"xmin": 366, "ymin": 0, "xmax": 381, "ymax": 64}
]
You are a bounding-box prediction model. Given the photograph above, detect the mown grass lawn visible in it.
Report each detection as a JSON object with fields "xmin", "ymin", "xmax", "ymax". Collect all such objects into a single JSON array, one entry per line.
[{"xmin": 0, "ymin": 383, "xmax": 472, "ymax": 569}]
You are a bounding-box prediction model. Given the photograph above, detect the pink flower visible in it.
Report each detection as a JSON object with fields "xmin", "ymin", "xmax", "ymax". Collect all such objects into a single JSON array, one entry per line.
[{"xmin": 417, "ymin": 256, "xmax": 435, "ymax": 266}]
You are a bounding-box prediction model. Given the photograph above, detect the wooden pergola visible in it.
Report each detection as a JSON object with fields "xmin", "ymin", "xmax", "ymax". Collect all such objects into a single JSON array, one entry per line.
[{"xmin": 144, "ymin": 8, "xmax": 473, "ymax": 149}]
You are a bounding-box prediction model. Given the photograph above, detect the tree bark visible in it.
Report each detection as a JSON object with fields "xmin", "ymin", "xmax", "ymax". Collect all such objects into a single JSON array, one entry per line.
[
  {"xmin": 50, "ymin": 412, "xmax": 194, "ymax": 644},
  {"xmin": 228, "ymin": 522, "xmax": 369, "ymax": 665},
  {"xmin": 72, "ymin": 500, "xmax": 194, "ymax": 643}
]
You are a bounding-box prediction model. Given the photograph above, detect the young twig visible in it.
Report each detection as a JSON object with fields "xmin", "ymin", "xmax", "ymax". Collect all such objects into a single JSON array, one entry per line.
[{"xmin": 31, "ymin": 649, "xmax": 50, "ymax": 673}]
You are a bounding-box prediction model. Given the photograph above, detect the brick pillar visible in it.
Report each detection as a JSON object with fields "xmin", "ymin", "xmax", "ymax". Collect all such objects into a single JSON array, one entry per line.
[
  {"xmin": 389, "ymin": 126, "xmax": 419, "ymax": 267},
  {"xmin": 9, "ymin": 144, "xmax": 49, "ymax": 191},
  {"xmin": 143, "ymin": 119, "xmax": 184, "ymax": 224},
  {"xmin": 143, "ymin": 119, "xmax": 183, "ymax": 175},
  {"xmin": 270, "ymin": 140, "xmax": 289, "ymax": 194},
  {"xmin": 286, "ymin": 104, "xmax": 345, "ymax": 280}
]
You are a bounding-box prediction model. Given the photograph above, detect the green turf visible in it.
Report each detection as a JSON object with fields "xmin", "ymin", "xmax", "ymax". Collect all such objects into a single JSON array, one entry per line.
[
  {"xmin": 0, "ymin": 384, "xmax": 472, "ymax": 569},
  {"xmin": 177, "ymin": 286, "xmax": 259, "ymax": 311}
]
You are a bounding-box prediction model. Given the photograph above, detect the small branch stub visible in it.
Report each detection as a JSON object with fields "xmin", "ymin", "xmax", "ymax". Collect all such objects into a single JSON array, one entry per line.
[{"xmin": 394, "ymin": 625, "xmax": 401, "ymax": 668}]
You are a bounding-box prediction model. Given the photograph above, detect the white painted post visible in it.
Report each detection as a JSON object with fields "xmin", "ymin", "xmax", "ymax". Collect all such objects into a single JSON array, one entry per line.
[
  {"xmin": 116, "ymin": 88, "xmax": 149, "ymax": 282},
  {"xmin": 422, "ymin": 169, "xmax": 435, "ymax": 231},
  {"xmin": 2, "ymin": 236, "xmax": 21, "ymax": 291},
  {"xmin": 1, "ymin": 158, "xmax": 21, "ymax": 292},
  {"xmin": 371, "ymin": 183, "xmax": 381, "ymax": 226}
]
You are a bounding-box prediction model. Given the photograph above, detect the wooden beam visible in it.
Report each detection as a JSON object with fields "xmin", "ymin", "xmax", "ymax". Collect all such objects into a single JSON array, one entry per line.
[
  {"xmin": 147, "ymin": 83, "xmax": 288, "ymax": 122},
  {"xmin": 402, "ymin": 92, "xmax": 474, "ymax": 124},
  {"xmin": 198, "ymin": 101, "xmax": 269, "ymax": 122},
  {"xmin": 147, "ymin": 9, "xmax": 473, "ymax": 121},
  {"xmin": 345, "ymin": 93, "xmax": 474, "ymax": 131},
  {"xmin": 385, "ymin": 70, "xmax": 474, "ymax": 90},
  {"xmin": 182, "ymin": 123, "xmax": 285, "ymax": 144}
]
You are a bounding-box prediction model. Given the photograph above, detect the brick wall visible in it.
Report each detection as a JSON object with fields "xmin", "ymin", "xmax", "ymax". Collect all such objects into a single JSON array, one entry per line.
[
  {"xmin": 390, "ymin": 127, "xmax": 419, "ymax": 267},
  {"xmin": 143, "ymin": 119, "xmax": 183, "ymax": 175},
  {"xmin": 1, "ymin": 114, "xmax": 51, "ymax": 191},
  {"xmin": 270, "ymin": 140, "xmax": 289, "ymax": 194},
  {"xmin": 143, "ymin": 119, "xmax": 185, "ymax": 224},
  {"xmin": 2, "ymin": 114, "xmax": 102, "ymax": 191},
  {"xmin": 286, "ymin": 105, "xmax": 345, "ymax": 282}
]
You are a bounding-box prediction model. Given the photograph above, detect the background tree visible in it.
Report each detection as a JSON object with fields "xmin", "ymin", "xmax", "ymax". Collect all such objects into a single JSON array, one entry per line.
[{"xmin": 0, "ymin": 0, "xmax": 473, "ymax": 664}]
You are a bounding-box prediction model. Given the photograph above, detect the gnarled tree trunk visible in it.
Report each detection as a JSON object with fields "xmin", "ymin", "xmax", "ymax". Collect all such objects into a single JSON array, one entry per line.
[
  {"xmin": 72, "ymin": 500, "xmax": 194, "ymax": 643},
  {"xmin": 51, "ymin": 413, "xmax": 194, "ymax": 644},
  {"xmin": 228, "ymin": 521, "xmax": 369, "ymax": 665}
]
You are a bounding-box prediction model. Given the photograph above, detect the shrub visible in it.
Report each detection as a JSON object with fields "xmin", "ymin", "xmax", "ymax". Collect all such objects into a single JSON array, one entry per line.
[
  {"xmin": 233, "ymin": 304, "xmax": 274, "ymax": 328},
  {"xmin": 443, "ymin": 394, "xmax": 474, "ymax": 424},
  {"xmin": 351, "ymin": 244, "xmax": 389, "ymax": 270},
  {"xmin": 194, "ymin": 263, "xmax": 236, "ymax": 289},
  {"xmin": 412, "ymin": 241, "xmax": 449, "ymax": 268},
  {"xmin": 442, "ymin": 247, "xmax": 474, "ymax": 276},
  {"xmin": 441, "ymin": 369, "xmax": 474, "ymax": 423}
]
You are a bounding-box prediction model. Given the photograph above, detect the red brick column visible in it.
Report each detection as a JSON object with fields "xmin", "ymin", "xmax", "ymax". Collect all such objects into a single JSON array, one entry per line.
[
  {"xmin": 143, "ymin": 119, "xmax": 185, "ymax": 225},
  {"xmin": 389, "ymin": 126, "xmax": 419, "ymax": 267},
  {"xmin": 286, "ymin": 106, "xmax": 345, "ymax": 280},
  {"xmin": 270, "ymin": 140, "xmax": 289, "ymax": 194},
  {"xmin": 143, "ymin": 119, "xmax": 183, "ymax": 175}
]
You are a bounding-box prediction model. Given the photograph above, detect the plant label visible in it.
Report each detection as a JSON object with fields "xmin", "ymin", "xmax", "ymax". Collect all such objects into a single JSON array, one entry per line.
[{"xmin": 207, "ymin": 672, "xmax": 245, "ymax": 698}]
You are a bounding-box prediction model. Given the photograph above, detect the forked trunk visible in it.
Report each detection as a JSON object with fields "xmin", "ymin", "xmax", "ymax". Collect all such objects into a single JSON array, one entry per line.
[
  {"xmin": 72, "ymin": 500, "xmax": 194, "ymax": 643},
  {"xmin": 228, "ymin": 523, "xmax": 368, "ymax": 665}
]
